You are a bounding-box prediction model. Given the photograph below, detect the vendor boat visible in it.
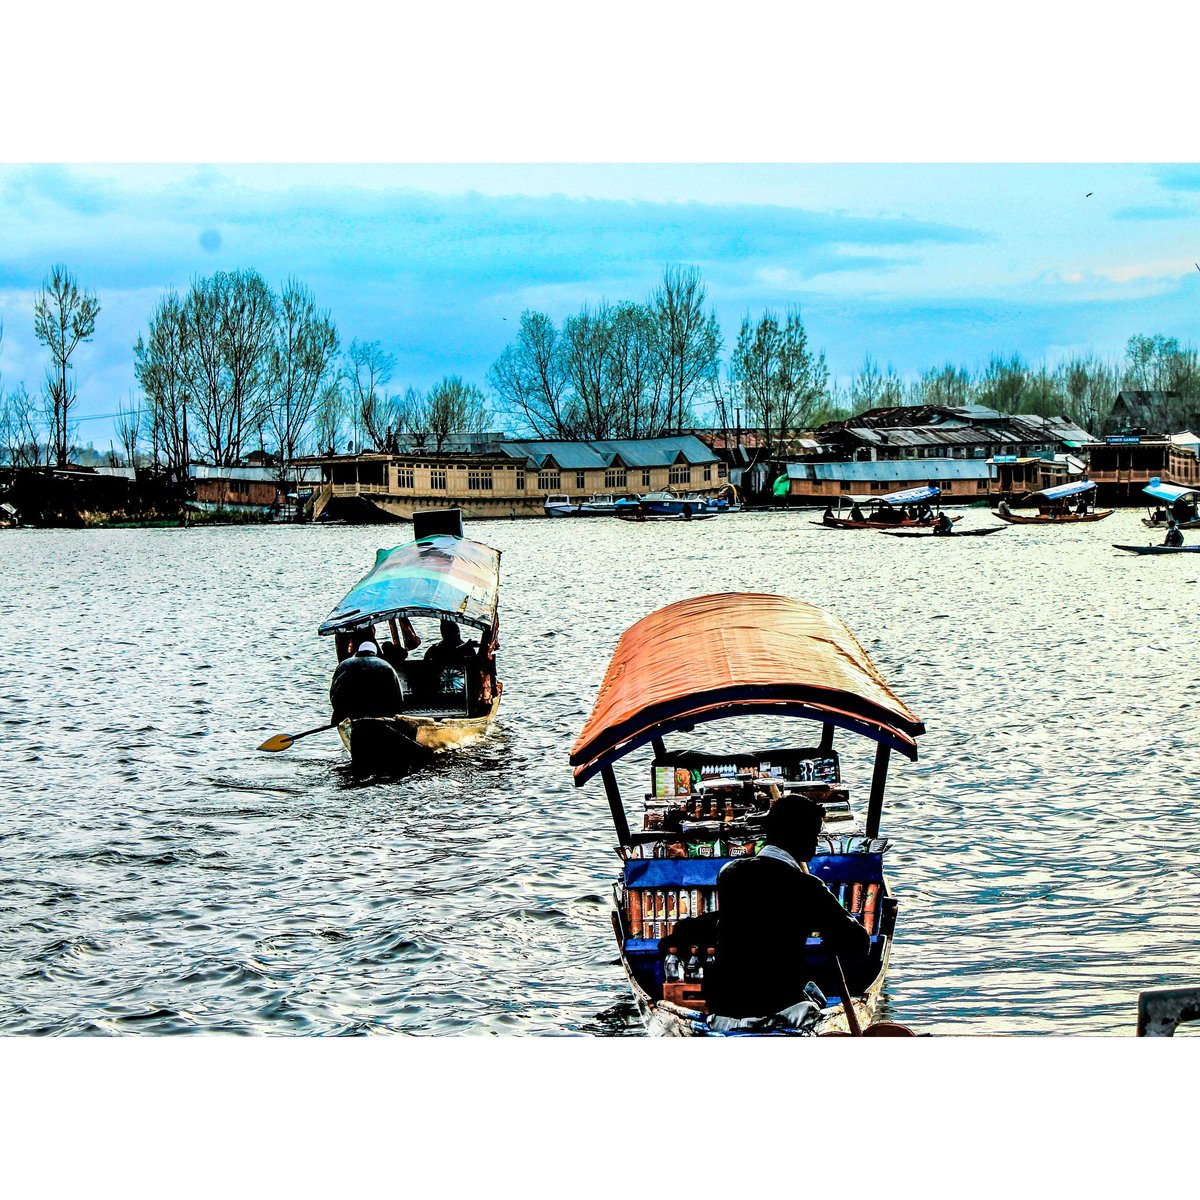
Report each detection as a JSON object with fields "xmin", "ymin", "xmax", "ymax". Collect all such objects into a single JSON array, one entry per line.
[
  {"xmin": 992, "ymin": 480, "xmax": 1113, "ymax": 523},
  {"xmin": 813, "ymin": 485, "xmax": 956, "ymax": 530},
  {"xmin": 1140, "ymin": 480, "xmax": 1200, "ymax": 529},
  {"xmin": 569, "ymin": 592, "xmax": 926, "ymax": 1036},
  {"xmin": 318, "ymin": 509, "xmax": 502, "ymax": 771}
]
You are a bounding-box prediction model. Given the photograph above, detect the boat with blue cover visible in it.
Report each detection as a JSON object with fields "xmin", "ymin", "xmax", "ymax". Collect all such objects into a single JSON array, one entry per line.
[
  {"xmin": 569, "ymin": 592, "xmax": 926, "ymax": 1036},
  {"xmin": 814, "ymin": 485, "xmax": 955, "ymax": 529},
  {"xmin": 318, "ymin": 509, "xmax": 502, "ymax": 770},
  {"xmin": 1141, "ymin": 480, "xmax": 1200, "ymax": 529},
  {"xmin": 993, "ymin": 480, "xmax": 1113, "ymax": 523}
]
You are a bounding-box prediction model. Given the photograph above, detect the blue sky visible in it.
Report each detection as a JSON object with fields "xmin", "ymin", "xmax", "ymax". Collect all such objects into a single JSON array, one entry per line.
[{"xmin": 1, "ymin": 163, "xmax": 1199, "ymax": 448}]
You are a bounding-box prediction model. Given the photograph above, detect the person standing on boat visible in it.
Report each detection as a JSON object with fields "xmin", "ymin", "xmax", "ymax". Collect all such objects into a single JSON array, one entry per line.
[
  {"xmin": 1165, "ymin": 519, "xmax": 1185, "ymax": 547},
  {"xmin": 329, "ymin": 640, "xmax": 406, "ymax": 723},
  {"xmin": 707, "ymin": 795, "xmax": 870, "ymax": 1018}
]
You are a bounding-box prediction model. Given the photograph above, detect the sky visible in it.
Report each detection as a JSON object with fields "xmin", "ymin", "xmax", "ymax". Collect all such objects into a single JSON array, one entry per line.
[{"xmin": 2, "ymin": 162, "xmax": 1199, "ymax": 450}]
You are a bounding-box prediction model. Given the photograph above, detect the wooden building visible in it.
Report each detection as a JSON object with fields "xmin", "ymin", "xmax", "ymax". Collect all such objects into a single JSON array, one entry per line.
[
  {"xmin": 1079, "ymin": 435, "xmax": 1200, "ymax": 504},
  {"xmin": 302, "ymin": 435, "xmax": 723, "ymax": 522}
]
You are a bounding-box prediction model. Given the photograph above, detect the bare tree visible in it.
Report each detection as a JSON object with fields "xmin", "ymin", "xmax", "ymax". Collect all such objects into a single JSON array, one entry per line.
[
  {"xmin": 915, "ymin": 364, "xmax": 973, "ymax": 408},
  {"xmin": 562, "ymin": 305, "xmax": 614, "ymax": 439},
  {"xmin": 1, "ymin": 384, "xmax": 45, "ymax": 466},
  {"xmin": 732, "ymin": 308, "xmax": 828, "ymax": 456},
  {"xmin": 312, "ymin": 378, "xmax": 347, "ymax": 456},
  {"xmin": 134, "ymin": 290, "xmax": 193, "ymax": 475},
  {"xmin": 180, "ymin": 270, "xmax": 276, "ymax": 465},
  {"xmin": 116, "ymin": 396, "xmax": 143, "ymax": 467},
  {"xmin": 266, "ymin": 278, "xmax": 340, "ymax": 466},
  {"xmin": 849, "ymin": 355, "xmax": 906, "ymax": 414},
  {"xmin": 650, "ymin": 266, "xmax": 722, "ymax": 434},
  {"xmin": 488, "ymin": 310, "xmax": 573, "ymax": 437},
  {"xmin": 605, "ymin": 302, "xmax": 667, "ymax": 437},
  {"xmin": 33, "ymin": 264, "xmax": 100, "ymax": 467},
  {"xmin": 421, "ymin": 376, "xmax": 490, "ymax": 452},
  {"xmin": 346, "ymin": 339, "xmax": 398, "ymax": 451}
]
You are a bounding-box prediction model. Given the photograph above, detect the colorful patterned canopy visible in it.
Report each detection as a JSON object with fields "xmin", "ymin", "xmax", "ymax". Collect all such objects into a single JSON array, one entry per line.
[
  {"xmin": 318, "ymin": 535, "xmax": 501, "ymax": 635},
  {"xmin": 570, "ymin": 592, "xmax": 924, "ymax": 784}
]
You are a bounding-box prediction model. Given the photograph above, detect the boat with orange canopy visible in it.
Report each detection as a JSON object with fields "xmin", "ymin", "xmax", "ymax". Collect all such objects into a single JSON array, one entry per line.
[{"xmin": 570, "ymin": 592, "xmax": 925, "ymax": 1036}]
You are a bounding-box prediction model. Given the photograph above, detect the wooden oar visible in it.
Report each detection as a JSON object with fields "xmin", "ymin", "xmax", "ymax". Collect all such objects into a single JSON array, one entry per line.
[
  {"xmin": 833, "ymin": 955, "xmax": 863, "ymax": 1037},
  {"xmin": 257, "ymin": 722, "xmax": 337, "ymax": 752}
]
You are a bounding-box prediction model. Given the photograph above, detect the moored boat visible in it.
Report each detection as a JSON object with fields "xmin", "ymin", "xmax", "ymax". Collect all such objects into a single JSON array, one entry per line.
[
  {"xmin": 813, "ymin": 485, "xmax": 954, "ymax": 530},
  {"xmin": 993, "ymin": 480, "xmax": 1113, "ymax": 523},
  {"xmin": 880, "ymin": 525, "xmax": 1006, "ymax": 538},
  {"xmin": 544, "ymin": 491, "xmax": 623, "ymax": 517},
  {"xmin": 615, "ymin": 489, "xmax": 721, "ymax": 519},
  {"xmin": 569, "ymin": 592, "xmax": 926, "ymax": 1036},
  {"xmin": 319, "ymin": 508, "xmax": 503, "ymax": 771},
  {"xmin": 1112, "ymin": 543, "xmax": 1200, "ymax": 555}
]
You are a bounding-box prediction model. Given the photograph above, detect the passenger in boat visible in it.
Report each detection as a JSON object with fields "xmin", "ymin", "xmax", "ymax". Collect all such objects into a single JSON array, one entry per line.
[
  {"xmin": 848, "ymin": 503, "xmax": 865, "ymax": 522},
  {"xmin": 708, "ymin": 795, "xmax": 870, "ymax": 1019},
  {"xmin": 1165, "ymin": 520, "xmax": 1185, "ymax": 548},
  {"xmin": 933, "ymin": 511, "xmax": 954, "ymax": 535},
  {"xmin": 379, "ymin": 639, "xmax": 408, "ymax": 670},
  {"xmin": 423, "ymin": 619, "xmax": 478, "ymax": 669},
  {"xmin": 917, "ymin": 502, "xmax": 934, "ymax": 522},
  {"xmin": 329, "ymin": 641, "xmax": 406, "ymax": 722},
  {"xmin": 1074, "ymin": 496, "xmax": 1089, "ymax": 515},
  {"xmin": 823, "ymin": 505, "xmax": 835, "ymax": 522},
  {"xmin": 997, "ymin": 498, "xmax": 1012, "ymax": 517},
  {"xmin": 1151, "ymin": 506, "xmax": 1167, "ymax": 525}
]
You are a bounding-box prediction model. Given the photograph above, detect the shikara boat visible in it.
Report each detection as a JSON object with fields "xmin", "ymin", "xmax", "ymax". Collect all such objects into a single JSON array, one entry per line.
[
  {"xmin": 569, "ymin": 592, "xmax": 925, "ymax": 1036},
  {"xmin": 1113, "ymin": 543, "xmax": 1200, "ymax": 555},
  {"xmin": 1141, "ymin": 480, "xmax": 1200, "ymax": 529},
  {"xmin": 812, "ymin": 485, "xmax": 957, "ymax": 530},
  {"xmin": 318, "ymin": 509, "xmax": 502, "ymax": 771},
  {"xmin": 880, "ymin": 525, "xmax": 1006, "ymax": 538},
  {"xmin": 993, "ymin": 480, "xmax": 1113, "ymax": 523}
]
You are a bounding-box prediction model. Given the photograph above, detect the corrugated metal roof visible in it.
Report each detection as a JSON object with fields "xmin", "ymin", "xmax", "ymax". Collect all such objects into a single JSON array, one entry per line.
[
  {"xmin": 189, "ymin": 465, "xmax": 322, "ymax": 482},
  {"xmin": 498, "ymin": 435, "xmax": 717, "ymax": 470},
  {"xmin": 787, "ymin": 459, "xmax": 991, "ymax": 482}
]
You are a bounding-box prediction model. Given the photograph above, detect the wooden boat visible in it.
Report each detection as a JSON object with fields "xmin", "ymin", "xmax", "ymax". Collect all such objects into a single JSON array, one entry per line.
[
  {"xmin": 318, "ymin": 508, "xmax": 502, "ymax": 771},
  {"xmin": 615, "ymin": 508, "xmax": 718, "ymax": 522},
  {"xmin": 569, "ymin": 592, "xmax": 926, "ymax": 1036},
  {"xmin": 1113, "ymin": 543, "xmax": 1200, "ymax": 555},
  {"xmin": 993, "ymin": 480, "xmax": 1113, "ymax": 523},
  {"xmin": 544, "ymin": 491, "xmax": 623, "ymax": 517},
  {"xmin": 1140, "ymin": 480, "xmax": 1200, "ymax": 529},
  {"xmin": 880, "ymin": 525, "xmax": 1006, "ymax": 538},
  {"xmin": 811, "ymin": 485, "xmax": 955, "ymax": 529}
]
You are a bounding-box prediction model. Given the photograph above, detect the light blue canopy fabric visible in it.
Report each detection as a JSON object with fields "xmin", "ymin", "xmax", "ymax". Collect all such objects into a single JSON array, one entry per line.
[
  {"xmin": 843, "ymin": 485, "xmax": 942, "ymax": 505},
  {"xmin": 318, "ymin": 535, "xmax": 501, "ymax": 635},
  {"xmin": 1143, "ymin": 482, "xmax": 1199, "ymax": 504},
  {"xmin": 1034, "ymin": 480, "xmax": 1096, "ymax": 501}
]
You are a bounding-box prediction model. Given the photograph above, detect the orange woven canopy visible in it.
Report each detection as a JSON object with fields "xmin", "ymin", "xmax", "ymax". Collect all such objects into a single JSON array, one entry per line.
[{"xmin": 570, "ymin": 593, "xmax": 924, "ymax": 784}]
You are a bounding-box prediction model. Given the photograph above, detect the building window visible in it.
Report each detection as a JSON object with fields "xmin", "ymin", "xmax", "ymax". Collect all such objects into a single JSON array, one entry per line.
[
  {"xmin": 871, "ymin": 482, "xmax": 888, "ymax": 491},
  {"xmin": 516, "ymin": 471, "xmax": 525, "ymax": 490},
  {"xmin": 977, "ymin": 480, "xmax": 989, "ymax": 490},
  {"xmin": 669, "ymin": 464, "xmax": 691, "ymax": 486},
  {"xmin": 717, "ymin": 463, "xmax": 727, "ymax": 478},
  {"xmin": 642, "ymin": 469, "xmax": 652, "ymax": 487},
  {"xmin": 430, "ymin": 468, "xmax": 447, "ymax": 490},
  {"xmin": 605, "ymin": 467, "xmax": 627, "ymax": 489},
  {"xmin": 943, "ymin": 481, "xmax": 954, "ymax": 491},
  {"xmin": 576, "ymin": 471, "xmax": 586, "ymax": 489},
  {"xmin": 703, "ymin": 464, "xmax": 712, "ymax": 482},
  {"xmin": 396, "ymin": 465, "xmax": 414, "ymax": 489},
  {"xmin": 538, "ymin": 470, "xmax": 560, "ymax": 491},
  {"xmin": 468, "ymin": 469, "xmax": 493, "ymax": 491}
]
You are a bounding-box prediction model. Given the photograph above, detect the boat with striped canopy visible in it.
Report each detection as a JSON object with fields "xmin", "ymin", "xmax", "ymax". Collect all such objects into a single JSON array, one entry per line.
[{"xmin": 570, "ymin": 592, "xmax": 925, "ymax": 1036}]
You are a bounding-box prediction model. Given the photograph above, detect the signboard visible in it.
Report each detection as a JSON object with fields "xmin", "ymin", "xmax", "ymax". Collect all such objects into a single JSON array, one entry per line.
[
  {"xmin": 1106, "ymin": 436, "xmax": 1142, "ymax": 445},
  {"xmin": 992, "ymin": 455, "xmax": 1018, "ymax": 463}
]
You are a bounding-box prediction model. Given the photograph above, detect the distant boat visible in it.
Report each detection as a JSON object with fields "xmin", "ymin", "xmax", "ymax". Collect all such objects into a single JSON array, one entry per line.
[
  {"xmin": 814, "ymin": 485, "xmax": 954, "ymax": 530},
  {"xmin": 993, "ymin": 481, "xmax": 1113, "ymax": 523},
  {"xmin": 1141, "ymin": 480, "xmax": 1200, "ymax": 529},
  {"xmin": 880, "ymin": 525, "xmax": 1006, "ymax": 538},
  {"xmin": 544, "ymin": 492, "xmax": 623, "ymax": 517},
  {"xmin": 615, "ymin": 490, "xmax": 722, "ymax": 518},
  {"xmin": 1112, "ymin": 544, "xmax": 1200, "ymax": 555}
]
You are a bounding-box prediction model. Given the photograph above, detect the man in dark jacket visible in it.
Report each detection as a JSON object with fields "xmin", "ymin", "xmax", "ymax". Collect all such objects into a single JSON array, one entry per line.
[
  {"xmin": 329, "ymin": 641, "xmax": 406, "ymax": 722},
  {"xmin": 709, "ymin": 795, "xmax": 870, "ymax": 1018}
]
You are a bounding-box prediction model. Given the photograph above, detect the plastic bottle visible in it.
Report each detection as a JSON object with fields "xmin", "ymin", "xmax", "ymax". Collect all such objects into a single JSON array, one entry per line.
[
  {"xmin": 686, "ymin": 946, "xmax": 701, "ymax": 980},
  {"xmin": 664, "ymin": 950, "xmax": 682, "ymax": 982}
]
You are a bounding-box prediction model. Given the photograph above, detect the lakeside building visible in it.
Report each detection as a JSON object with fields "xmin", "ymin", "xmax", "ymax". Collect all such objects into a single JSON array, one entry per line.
[
  {"xmin": 1079, "ymin": 433, "xmax": 1200, "ymax": 504},
  {"xmin": 188, "ymin": 464, "xmax": 322, "ymax": 520},
  {"xmin": 301, "ymin": 435, "xmax": 723, "ymax": 522},
  {"xmin": 780, "ymin": 405, "xmax": 1094, "ymax": 505}
]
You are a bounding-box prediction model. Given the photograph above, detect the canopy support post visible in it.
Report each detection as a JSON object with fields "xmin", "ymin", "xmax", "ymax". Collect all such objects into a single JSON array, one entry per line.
[
  {"xmin": 651, "ymin": 736, "xmax": 666, "ymax": 760},
  {"xmin": 865, "ymin": 744, "xmax": 891, "ymax": 838},
  {"xmin": 819, "ymin": 723, "xmax": 834, "ymax": 753},
  {"xmin": 602, "ymin": 765, "xmax": 631, "ymax": 847}
]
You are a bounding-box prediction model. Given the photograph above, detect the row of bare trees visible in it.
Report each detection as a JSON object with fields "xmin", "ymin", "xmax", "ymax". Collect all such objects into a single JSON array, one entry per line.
[{"xmin": 488, "ymin": 267, "xmax": 723, "ymax": 439}]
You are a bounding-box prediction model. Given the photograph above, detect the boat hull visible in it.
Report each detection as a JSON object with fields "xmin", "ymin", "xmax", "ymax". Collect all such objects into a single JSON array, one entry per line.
[
  {"xmin": 337, "ymin": 696, "xmax": 501, "ymax": 769},
  {"xmin": 880, "ymin": 526, "xmax": 1006, "ymax": 538},
  {"xmin": 993, "ymin": 510, "xmax": 1114, "ymax": 523},
  {"xmin": 815, "ymin": 515, "xmax": 960, "ymax": 530},
  {"xmin": 1113, "ymin": 544, "xmax": 1200, "ymax": 555}
]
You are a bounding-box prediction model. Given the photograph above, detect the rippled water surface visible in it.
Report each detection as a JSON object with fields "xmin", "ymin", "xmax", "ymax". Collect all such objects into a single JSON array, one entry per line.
[{"xmin": 2, "ymin": 510, "xmax": 1197, "ymax": 1035}]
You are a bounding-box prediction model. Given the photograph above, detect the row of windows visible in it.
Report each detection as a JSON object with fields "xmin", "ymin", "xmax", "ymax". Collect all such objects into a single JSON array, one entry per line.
[
  {"xmin": 386, "ymin": 462, "xmax": 721, "ymax": 492},
  {"xmin": 867, "ymin": 480, "xmax": 989, "ymax": 492}
]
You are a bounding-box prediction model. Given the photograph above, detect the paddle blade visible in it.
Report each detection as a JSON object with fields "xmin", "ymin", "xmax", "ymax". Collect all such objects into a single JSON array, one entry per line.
[{"xmin": 257, "ymin": 733, "xmax": 296, "ymax": 752}]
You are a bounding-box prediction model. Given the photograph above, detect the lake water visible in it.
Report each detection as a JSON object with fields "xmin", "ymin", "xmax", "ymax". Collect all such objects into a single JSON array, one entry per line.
[{"xmin": 1, "ymin": 509, "xmax": 1196, "ymax": 1035}]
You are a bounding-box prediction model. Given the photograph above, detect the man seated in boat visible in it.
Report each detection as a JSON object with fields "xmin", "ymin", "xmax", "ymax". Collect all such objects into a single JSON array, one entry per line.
[
  {"xmin": 997, "ymin": 498, "xmax": 1012, "ymax": 517},
  {"xmin": 329, "ymin": 639, "xmax": 406, "ymax": 723},
  {"xmin": 822, "ymin": 505, "xmax": 835, "ymax": 522},
  {"xmin": 707, "ymin": 795, "xmax": 870, "ymax": 1019},
  {"xmin": 1074, "ymin": 496, "xmax": 1089, "ymax": 515},
  {"xmin": 848, "ymin": 502, "xmax": 865, "ymax": 522},
  {"xmin": 1165, "ymin": 519, "xmax": 1185, "ymax": 548},
  {"xmin": 933, "ymin": 510, "xmax": 954, "ymax": 535},
  {"xmin": 424, "ymin": 618, "xmax": 478, "ymax": 669}
]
